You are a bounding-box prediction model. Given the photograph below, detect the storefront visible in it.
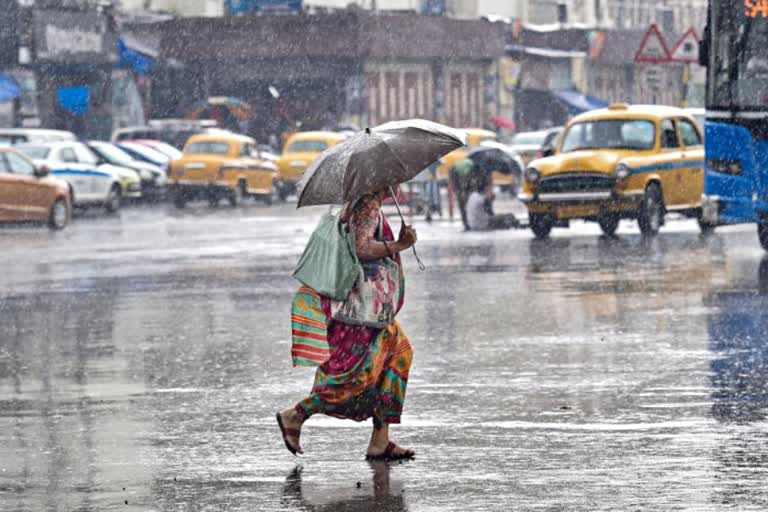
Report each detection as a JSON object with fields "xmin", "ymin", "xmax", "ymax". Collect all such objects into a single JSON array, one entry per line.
[{"xmin": 29, "ymin": 6, "xmax": 118, "ymax": 138}]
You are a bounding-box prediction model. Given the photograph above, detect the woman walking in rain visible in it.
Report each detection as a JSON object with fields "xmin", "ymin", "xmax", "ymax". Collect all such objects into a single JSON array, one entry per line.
[
  {"xmin": 275, "ymin": 119, "xmax": 464, "ymax": 460},
  {"xmin": 277, "ymin": 188, "xmax": 418, "ymax": 460}
]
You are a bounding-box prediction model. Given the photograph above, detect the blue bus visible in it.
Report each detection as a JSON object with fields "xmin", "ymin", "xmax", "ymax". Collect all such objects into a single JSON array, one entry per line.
[{"xmin": 699, "ymin": 1, "xmax": 768, "ymax": 249}]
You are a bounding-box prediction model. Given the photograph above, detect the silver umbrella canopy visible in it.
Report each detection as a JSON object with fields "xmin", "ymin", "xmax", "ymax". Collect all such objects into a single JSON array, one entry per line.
[{"xmin": 296, "ymin": 119, "xmax": 465, "ymax": 208}]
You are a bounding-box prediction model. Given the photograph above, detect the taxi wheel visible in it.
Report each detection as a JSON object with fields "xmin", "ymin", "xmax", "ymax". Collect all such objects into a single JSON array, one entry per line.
[
  {"xmin": 598, "ymin": 214, "xmax": 619, "ymax": 236},
  {"xmin": 758, "ymin": 221, "xmax": 768, "ymax": 251},
  {"xmin": 638, "ymin": 183, "xmax": 663, "ymax": 236},
  {"xmin": 207, "ymin": 194, "xmax": 220, "ymax": 208},
  {"xmin": 697, "ymin": 217, "xmax": 715, "ymax": 234},
  {"xmin": 229, "ymin": 182, "xmax": 245, "ymax": 207},
  {"xmin": 277, "ymin": 187, "xmax": 289, "ymax": 202},
  {"xmin": 48, "ymin": 198, "xmax": 69, "ymax": 230},
  {"xmin": 105, "ymin": 185, "xmax": 121, "ymax": 214},
  {"xmin": 172, "ymin": 191, "xmax": 187, "ymax": 209},
  {"xmin": 530, "ymin": 214, "xmax": 553, "ymax": 239}
]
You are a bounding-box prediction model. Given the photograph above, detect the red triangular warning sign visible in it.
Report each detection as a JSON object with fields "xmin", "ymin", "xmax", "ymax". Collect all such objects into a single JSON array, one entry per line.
[
  {"xmin": 670, "ymin": 28, "xmax": 700, "ymax": 63},
  {"xmin": 635, "ymin": 23, "xmax": 672, "ymax": 63}
]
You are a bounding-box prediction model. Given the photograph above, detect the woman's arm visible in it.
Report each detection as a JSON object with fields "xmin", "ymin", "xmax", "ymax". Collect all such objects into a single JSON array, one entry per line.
[{"xmin": 350, "ymin": 197, "xmax": 417, "ymax": 261}]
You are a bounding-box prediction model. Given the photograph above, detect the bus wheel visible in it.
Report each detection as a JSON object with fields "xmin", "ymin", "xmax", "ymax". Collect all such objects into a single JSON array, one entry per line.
[
  {"xmin": 758, "ymin": 221, "xmax": 768, "ymax": 251},
  {"xmin": 638, "ymin": 183, "xmax": 663, "ymax": 237}
]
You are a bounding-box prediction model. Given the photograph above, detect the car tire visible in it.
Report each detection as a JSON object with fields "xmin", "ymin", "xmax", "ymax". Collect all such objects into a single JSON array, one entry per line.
[
  {"xmin": 638, "ymin": 183, "xmax": 663, "ymax": 237},
  {"xmin": 48, "ymin": 198, "xmax": 69, "ymax": 230},
  {"xmin": 264, "ymin": 192, "xmax": 273, "ymax": 206},
  {"xmin": 530, "ymin": 213, "xmax": 553, "ymax": 239},
  {"xmin": 208, "ymin": 194, "xmax": 219, "ymax": 208},
  {"xmin": 758, "ymin": 220, "xmax": 768, "ymax": 251},
  {"xmin": 229, "ymin": 181, "xmax": 245, "ymax": 207},
  {"xmin": 598, "ymin": 214, "xmax": 619, "ymax": 236},
  {"xmin": 105, "ymin": 184, "xmax": 121, "ymax": 214},
  {"xmin": 173, "ymin": 190, "xmax": 187, "ymax": 209},
  {"xmin": 277, "ymin": 187, "xmax": 289, "ymax": 202}
]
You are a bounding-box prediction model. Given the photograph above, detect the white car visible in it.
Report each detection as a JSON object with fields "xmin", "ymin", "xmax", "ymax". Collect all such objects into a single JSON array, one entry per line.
[
  {"xmin": 88, "ymin": 141, "xmax": 167, "ymax": 200},
  {"xmin": 18, "ymin": 142, "xmax": 138, "ymax": 213},
  {"xmin": 0, "ymin": 129, "xmax": 76, "ymax": 146}
]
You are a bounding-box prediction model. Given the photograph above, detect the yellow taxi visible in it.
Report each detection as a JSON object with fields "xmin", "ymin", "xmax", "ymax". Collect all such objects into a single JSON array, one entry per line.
[
  {"xmin": 275, "ymin": 131, "xmax": 346, "ymax": 201},
  {"xmin": 168, "ymin": 133, "xmax": 277, "ymax": 208},
  {"xmin": 437, "ymin": 128, "xmax": 501, "ymax": 183},
  {"xmin": 520, "ymin": 104, "xmax": 705, "ymax": 238}
]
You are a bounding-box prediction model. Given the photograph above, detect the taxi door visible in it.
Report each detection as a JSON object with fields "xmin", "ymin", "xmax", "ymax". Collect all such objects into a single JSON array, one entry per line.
[
  {"xmin": 656, "ymin": 118, "xmax": 686, "ymax": 206},
  {"xmin": 676, "ymin": 117, "xmax": 705, "ymax": 208},
  {"xmin": 242, "ymin": 142, "xmax": 272, "ymax": 195}
]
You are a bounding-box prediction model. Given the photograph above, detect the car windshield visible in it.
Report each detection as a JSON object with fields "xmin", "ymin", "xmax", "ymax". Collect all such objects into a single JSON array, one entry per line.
[
  {"xmin": 90, "ymin": 143, "xmax": 135, "ymax": 165},
  {"xmin": 511, "ymin": 132, "xmax": 547, "ymax": 146},
  {"xmin": 18, "ymin": 145, "xmax": 51, "ymax": 159},
  {"xmin": 560, "ymin": 119, "xmax": 656, "ymax": 152},
  {"xmin": 185, "ymin": 141, "xmax": 230, "ymax": 155},
  {"xmin": 150, "ymin": 142, "xmax": 183, "ymax": 159},
  {"xmin": 287, "ymin": 140, "xmax": 329, "ymax": 153}
]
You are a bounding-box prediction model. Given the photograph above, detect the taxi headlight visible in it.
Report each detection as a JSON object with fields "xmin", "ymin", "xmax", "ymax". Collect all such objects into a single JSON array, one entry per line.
[
  {"xmin": 525, "ymin": 167, "xmax": 541, "ymax": 183},
  {"xmin": 614, "ymin": 163, "xmax": 631, "ymax": 180}
]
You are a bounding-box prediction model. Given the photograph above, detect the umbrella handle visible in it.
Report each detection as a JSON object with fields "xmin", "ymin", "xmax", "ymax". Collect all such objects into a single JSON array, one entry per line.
[{"xmin": 388, "ymin": 186, "xmax": 426, "ymax": 271}]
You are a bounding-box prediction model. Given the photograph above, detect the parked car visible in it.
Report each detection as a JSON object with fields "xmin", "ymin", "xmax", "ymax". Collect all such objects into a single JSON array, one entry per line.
[
  {"xmin": 510, "ymin": 127, "xmax": 563, "ymax": 166},
  {"xmin": 520, "ymin": 104, "xmax": 705, "ymax": 238},
  {"xmin": 167, "ymin": 133, "xmax": 277, "ymax": 208},
  {"xmin": 87, "ymin": 141, "xmax": 167, "ymax": 200},
  {"xmin": 112, "ymin": 119, "xmax": 225, "ymax": 149},
  {"xmin": 18, "ymin": 142, "xmax": 134, "ymax": 213},
  {"xmin": 0, "ymin": 129, "xmax": 76, "ymax": 146},
  {"xmin": 0, "ymin": 147, "xmax": 71, "ymax": 229},
  {"xmin": 275, "ymin": 131, "xmax": 346, "ymax": 201},
  {"xmin": 130, "ymin": 139, "xmax": 183, "ymax": 161},
  {"xmin": 117, "ymin": 141, "xmax": 171, "ymax": 169},
  {"xmin": 436, "ymin": 128, "xmax": 497, "ymax": 182}
]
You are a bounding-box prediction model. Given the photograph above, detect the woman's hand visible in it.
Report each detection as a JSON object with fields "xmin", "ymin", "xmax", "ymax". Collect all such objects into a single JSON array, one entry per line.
[{"xmin": 397, "ymin": 224, "xmax": 418, "ymax": 250}]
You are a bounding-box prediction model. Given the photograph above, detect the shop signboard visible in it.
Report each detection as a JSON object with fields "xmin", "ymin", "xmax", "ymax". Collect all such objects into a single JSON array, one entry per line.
[{"xmin": 33, "ymin": 9, "xmax": 117, "ymax": 64}]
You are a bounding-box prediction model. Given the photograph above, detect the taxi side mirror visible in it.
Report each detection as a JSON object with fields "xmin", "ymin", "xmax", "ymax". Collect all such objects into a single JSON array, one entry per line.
[
  {"xmin": 541, "ymin": 146, "xmax": 555, "ymax": 158},
  {"xmin": 34, "ymin": 164, "xmax": 50, "ymax": 178}
]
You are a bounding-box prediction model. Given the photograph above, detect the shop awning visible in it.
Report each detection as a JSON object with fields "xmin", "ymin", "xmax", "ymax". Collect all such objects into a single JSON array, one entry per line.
[
  {"xmin": 0, "ymin": 73, "xmax": 21, "ymax": 103},
  {"xmin": 555, "ymin": 89, "xmax": 609, "ymax": 115},
  {"xmin": 118, "ymin": 36, "xmax": 157, "ymax": 75}
]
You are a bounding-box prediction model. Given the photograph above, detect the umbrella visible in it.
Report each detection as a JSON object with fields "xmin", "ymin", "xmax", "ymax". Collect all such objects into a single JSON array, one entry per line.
[
  {"xmin": 297, "ymin": 119, "xmax": 465, "ymax": 271},
  {"xmin": 467, "ymin": 145, "xmax": 519, "ymax": 175},
  {"xmin": 297, "ymin": 119, "xmax": 465, "ymax": 208},
  {"xmin": 185, "ymin": 97, "xmax": 255, "ymax": 131}
]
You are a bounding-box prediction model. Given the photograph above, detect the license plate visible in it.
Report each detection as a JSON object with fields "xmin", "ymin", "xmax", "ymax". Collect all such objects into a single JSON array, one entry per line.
[{"xmin": 556, "ymin": 205, "xmax": 599, "ymax": 219}]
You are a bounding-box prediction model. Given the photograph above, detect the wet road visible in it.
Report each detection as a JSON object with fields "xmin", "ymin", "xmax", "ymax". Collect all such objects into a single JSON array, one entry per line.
[{"xmin": 2, "ymin": 198, "xmax": 768, "ymax": 511}]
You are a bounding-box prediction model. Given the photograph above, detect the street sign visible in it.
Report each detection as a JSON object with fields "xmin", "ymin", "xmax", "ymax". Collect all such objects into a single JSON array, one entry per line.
[
  {"xmin": 634, "ymin": 23, "xmax": 671, "ymax": 64},
  {"xmin": 670, "ymin": 28, "xmax": 700, "ymax": 63}
]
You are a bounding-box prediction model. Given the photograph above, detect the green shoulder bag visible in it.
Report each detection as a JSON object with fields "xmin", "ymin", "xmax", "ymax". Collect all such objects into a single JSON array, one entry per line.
[{"xmin": 293, "ymin": 212, "xmax": 359, "ymax": 300}]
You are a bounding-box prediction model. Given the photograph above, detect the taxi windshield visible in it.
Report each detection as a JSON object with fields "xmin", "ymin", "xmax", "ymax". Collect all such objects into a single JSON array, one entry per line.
[
  {"xmin": 287, "ymin": 140, "xmax": 329, "ymax": 153},
  {"xmin": 560, "ymin": 119, "xmax": 656, "ymax": 152},
  {"xmin": 186, "ymin": 141, "xmax": 230, "ymax": 155}
]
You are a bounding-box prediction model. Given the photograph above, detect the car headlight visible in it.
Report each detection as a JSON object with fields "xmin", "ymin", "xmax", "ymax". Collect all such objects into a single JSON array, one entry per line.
[
  {"xmin": 613, "ymin": 163, "xmax": 631, "ymax": 180},
  {"xmin": 707, "ymin": 158, "xmax": 742, "ymax": 176},
  {"xmin": 525, "ymin": 167, "xmax": 541, "ymax": 183}
]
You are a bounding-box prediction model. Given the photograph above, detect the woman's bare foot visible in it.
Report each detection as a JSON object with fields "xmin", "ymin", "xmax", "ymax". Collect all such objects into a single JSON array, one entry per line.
[{"xmin": 277, "ymin": 408, "xmax": 304, "ymax": 455}]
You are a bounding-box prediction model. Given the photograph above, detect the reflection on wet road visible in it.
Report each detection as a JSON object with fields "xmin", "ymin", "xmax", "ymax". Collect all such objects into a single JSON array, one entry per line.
[{"xmin": 2, "ymin": 202, "xmax": 768, "ymax": 510}]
